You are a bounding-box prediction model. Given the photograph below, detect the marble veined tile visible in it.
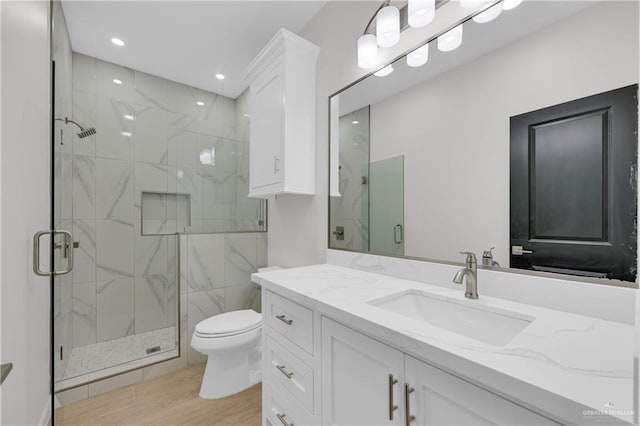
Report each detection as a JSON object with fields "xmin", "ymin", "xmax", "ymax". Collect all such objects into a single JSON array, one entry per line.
[
  {"xmin": 167, "ymin": 81, "xmax": 197, "ymax": 117},
  {"xmin": 186, "ymin": 234, "xmax": 225, "ymax": 291},
  {"xmin": 72, "ymin": 219, "xmax": 96, "ymax": 284},
  {"xmin": 72, "ymin": 53, "xmax": 96, "ymax": 94},
  {"xmin": 96, "ymin": 158, "xmax": 134, "ymax": 224},
  {"xmin": 72, "ymin": 282, "xmax": 96, "ymax": 348},
  {"xmin": 96, "ymin": 59, "xmax": 134, "ymax": 102},
  {"xmin": 96, "ymin": 278, "xmax": 134, "ymax": 342},
  {"xmin": 134, "ymin": 70, "xmax": 168, "ymax": 110},
  {"xmin": 134, "ymin": 104, "xmax": 168, "ymax": 165},
  {"xmin": 72, "ymin": 155, "xmax": 95, "ymax": 220},
  {"xmin": 96, "ymin": 220, "xmax": 134, "ymax": 280},
  {"xmin": 72, "ymin": 90, "xmax": 96, "ymax": 156},
  {"xmin": 95, "ymin": 96, "xmax": 134, "ymax": 161},
  {"xmin": 225, "ymin": 233, "xmax": 257, "ymax": 286},
  {"xmin": 135, "ymin": 233, "xmax": 168, "ymax": 277},
  {"xmin": 134, "ymin": 274, "xmax": 168, "ymax": 334},
  {"xmin": 224, "ymin": 283, "xmax": 260, "ymax": 312}
]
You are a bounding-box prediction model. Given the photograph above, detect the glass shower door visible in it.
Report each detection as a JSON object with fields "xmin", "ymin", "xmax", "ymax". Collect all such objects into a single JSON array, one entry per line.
[{"xmin": 369, "ymin": 156, "xmax": 405, "ymax": 256}]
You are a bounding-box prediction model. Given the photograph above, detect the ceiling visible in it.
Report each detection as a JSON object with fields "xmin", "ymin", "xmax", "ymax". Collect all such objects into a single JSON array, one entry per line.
[{"xmin": 61, "ymin": 1, "xmax": 328, "ymax": 99}]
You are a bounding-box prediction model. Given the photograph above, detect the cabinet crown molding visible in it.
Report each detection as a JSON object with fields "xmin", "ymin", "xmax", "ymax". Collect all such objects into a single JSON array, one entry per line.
[{"xmin": 242, "ymin": 28, "xmax": 320, "ymax": 83}]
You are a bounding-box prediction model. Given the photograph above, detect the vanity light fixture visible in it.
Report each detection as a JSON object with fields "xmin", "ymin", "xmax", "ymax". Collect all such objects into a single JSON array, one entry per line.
[
  {"xmin": 215, "ymin": 73, "xmax": 225, "ymax": 80},
  {"xmin": 111, "ymin": 37, "xmax": 125, "ymax": 47},
  {"xmin": 472, "ymin": 1, "xmax": 503, "ymax": 23},
  {"xmin": 502, "ymin": 0, "xmax": 522, "ymax": 10},
  {"xmin": 357, "ymin": 0, "xmax": 442, "ymax": 70},
  {"xmin": 196, "ymin": 101, "xmax": 205, "ymax": 106},
  {"xmin": 409, "ymin": 0, "xmax": 436, "ymax": 28},
  {"xmin": 437, "ymin": 24, "xmax": 463, "ymax": 52},
  {"xmin": 407, "ymin": 43, "xmax": 429, "ymax": 67},
  {"xmin": 374, "ymin": 64, "xmax": 394, "ymax": 77},
  {"xmin": 376, "ymin": 5, "xmax": 400, "ymax": 48},
  {"xmin": 112, "ymin": 78, "xmax": 122, "ymax": 85}
]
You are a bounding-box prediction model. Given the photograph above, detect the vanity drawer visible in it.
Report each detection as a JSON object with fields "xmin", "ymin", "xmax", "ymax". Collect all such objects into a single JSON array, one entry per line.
[
  {"xmin": 264, "ymin": 382, "xmax": 314, "ymax": 426},
  {"xmin": 265, "ymin": 291, "xmax": 314, "ymax": 355},
  {"xmin": 265, "ymin": 335, "xmax": 315, "ymax": 414}
]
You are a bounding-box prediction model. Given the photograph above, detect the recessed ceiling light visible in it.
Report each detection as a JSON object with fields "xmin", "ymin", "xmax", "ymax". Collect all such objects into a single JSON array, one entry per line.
[
  {"xmin": 243, "ymin": 113, "xmax": 250, "ymax": 118},
  {"xmin": 196, "ymin": 101, "xmax": 205, "ymax": 106},
  {"xmin": 111, "ymin": 38, "xmax": 125, "ymax": 47},
  {"xmin": 113, "ymin": 79, "xmax": 122, "ymax": 85},
  {"xmin": 123, "ymin": 114, "xmax": 134, "ymax": 120},
  {"xmin": 352, "ymin": 120, "xmax": 359, "ymax": 124},
  {"xmin": 215, "ymin": 73, "xmax": 225, "ymax": 80},
  {"xmin": 121, "ymin": 131, "xmax": 132, "ymax": 137}
]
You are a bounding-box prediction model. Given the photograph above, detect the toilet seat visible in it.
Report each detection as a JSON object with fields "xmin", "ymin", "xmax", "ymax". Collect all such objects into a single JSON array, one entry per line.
[{"xmin": 195, "ymin": 309, "xmax": 262, "ymax": 338}]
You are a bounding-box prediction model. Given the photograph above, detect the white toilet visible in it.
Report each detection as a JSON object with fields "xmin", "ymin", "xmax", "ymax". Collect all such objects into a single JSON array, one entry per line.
[{"xmin": 190, "ymin": 309, "xmax": 262, "ymax": 399}]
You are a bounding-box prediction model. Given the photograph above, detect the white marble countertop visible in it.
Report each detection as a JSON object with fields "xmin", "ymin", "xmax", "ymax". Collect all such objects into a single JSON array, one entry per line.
[{"xmin": 252, "ymin": 264, "xmax": 635, "ymax": 425}]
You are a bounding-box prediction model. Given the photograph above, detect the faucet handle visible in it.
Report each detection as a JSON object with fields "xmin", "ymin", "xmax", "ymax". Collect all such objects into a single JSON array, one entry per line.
[
  {"xmin": 459, "ymin": 251, "xmax": 477, "ymax": 263},
  {"xmin": 482, "ymin": 247, "xmax": 495, "ymax": 258}
]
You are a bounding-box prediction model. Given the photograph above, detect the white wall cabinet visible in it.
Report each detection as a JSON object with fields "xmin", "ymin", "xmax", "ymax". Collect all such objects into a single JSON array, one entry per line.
[{"xmin": 243, "ymin": 29, "xmax": 319, "ymax": 198}]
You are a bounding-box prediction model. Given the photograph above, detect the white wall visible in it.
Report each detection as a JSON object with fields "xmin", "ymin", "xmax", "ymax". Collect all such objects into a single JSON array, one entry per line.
[
  {"xmin": 0, "ymin": 1, "xmax": 52, "ymax": 425},
  {"xmin": 369, "ymin": 2, "xmax": 639, "ymax": 266}
]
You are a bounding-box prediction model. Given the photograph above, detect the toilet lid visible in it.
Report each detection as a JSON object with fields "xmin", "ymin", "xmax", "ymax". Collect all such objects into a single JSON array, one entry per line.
[{"xmin": 195, "ymin": 309, "xmax": 262, "ymax": 336}]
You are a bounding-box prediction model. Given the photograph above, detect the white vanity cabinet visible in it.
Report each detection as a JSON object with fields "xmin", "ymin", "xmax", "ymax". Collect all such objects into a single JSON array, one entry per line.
[
  {"xmin": 242, "ymin": 28, "xmax": 319, "ymax": 198},
  {"xmin": 320, "ymin": 318, "xmax": 558, "ymax": 426}
]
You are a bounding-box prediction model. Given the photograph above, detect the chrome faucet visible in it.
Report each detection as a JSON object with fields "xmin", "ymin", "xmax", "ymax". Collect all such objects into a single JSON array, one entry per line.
[
  {"xmin": 482, "ymin": 247, "xmax": 500, "ymax": 267},
  {"xmin": 453, "ymin": 252, "xmax": 478, "ymax": 299}
]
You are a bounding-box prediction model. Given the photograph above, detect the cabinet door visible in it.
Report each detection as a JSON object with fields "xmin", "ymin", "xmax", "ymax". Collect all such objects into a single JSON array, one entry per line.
[
  {"xmin": 250, "ymin": 60, "xmax": 284, "ymax": 190},
  {"xmin": 321, "ymin": 317, "xmax": 405, "ymax": 425},
  {"xmin": 404, "ymin": 356, "xmax": 558, "ymax": 425}
]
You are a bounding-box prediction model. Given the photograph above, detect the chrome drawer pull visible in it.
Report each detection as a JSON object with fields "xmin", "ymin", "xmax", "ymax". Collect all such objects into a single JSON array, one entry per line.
[
  {"xmin": 276, "ymin": 413, "xmax": 293, "ymax": 426},
  {"xmin": 405, "ymin": 384, "xmax": 415, "ymax": 426},
  {"xmin": 276, "ymin": 364, "xmax": 294, "ymax": 379},
  {"xmin": 389, "ymin": 374, "xmax": 399, "ymax": 420},
  {"xmin": 276, "ymin": 314, "xmax": 293, "ymax": 325}
]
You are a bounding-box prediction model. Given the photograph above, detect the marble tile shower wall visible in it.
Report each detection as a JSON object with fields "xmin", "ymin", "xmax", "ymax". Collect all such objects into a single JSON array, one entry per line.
[
  {"xmin": 183, "ymin": 232, "xmax": 267, "ymax": 364},
  {"xmin": 69, "ymin": 52, "xmax": 262, "ymax": 354},
  {"xmin": 330, "ymin": 106, "xmax": 370, "ymax": 251}
]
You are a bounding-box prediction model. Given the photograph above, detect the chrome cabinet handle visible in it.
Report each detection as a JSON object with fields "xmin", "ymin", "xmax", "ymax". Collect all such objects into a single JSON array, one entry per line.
[
  {"xmin": 276, "ymin": 413, "xmax": 293, "ymax": 426},
  {"xmin": 276, "ymin": 364, "xmax": 294, "ymax": 379},
  {"xmin": 394, "ymin": 224, "xmax": 403, "ymax": 244},
  {"xmin": 33, "ymin": 229, "xmax": 74, "ymax": 276},
  {"xmin": 404, "ymin": 383, "xmax": 415, "ymax": 426},
  {"xmin": 276, "ymin": 314, "xmax": 293, "ymax": 325},
  {"xmin": 389, "ymin": 374, "xmax": 399, "ymax": 420},
  {"xmin": 512, "ymin": 245, "xmax": 533, "ymax": 255}
]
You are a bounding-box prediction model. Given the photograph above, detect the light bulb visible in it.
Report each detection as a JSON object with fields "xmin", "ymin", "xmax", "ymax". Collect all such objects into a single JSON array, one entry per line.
[
  {"xmin": 502, "ymin": 0, "xmax": 522, "ymax": 10},
  {"xmin": 408, "ymin": 0, "xmax": 435, "ymax": 28},
  {"xmin": 357, "ymin": 34, "xmax": 378, "ymax": 69},
  {"xmin": 473, "ymin": 2, "xmax": 503, "ymax": 23},
  {"xmin": 111, "ymin": 37, "xmax": 125, "ymax": 47},
  {"xmin": 437, "ymin": 24, "xmax": 463, "ymax": 52},
  {"xmin": 407, "ymin": 44, "xmax": 429, "ymax": 67},
  {"xmin": 376, "ymin": 6, "xmax": 400, "ymax": 47},
  {"xmin": 374, "ymin": 65, "xmax": 393, "ymax": 77}
]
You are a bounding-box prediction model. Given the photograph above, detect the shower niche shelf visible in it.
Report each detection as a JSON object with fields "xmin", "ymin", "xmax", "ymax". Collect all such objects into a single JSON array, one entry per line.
[{"xmin": 141, "ymin": 191, "xmax": 191, "ymax": 236}]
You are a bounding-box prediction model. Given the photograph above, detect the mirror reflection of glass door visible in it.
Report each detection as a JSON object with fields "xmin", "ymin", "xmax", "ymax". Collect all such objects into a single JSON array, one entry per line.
[{"xmin": 369, "ymin": 156, "xmax": 404, "ymax": 256}]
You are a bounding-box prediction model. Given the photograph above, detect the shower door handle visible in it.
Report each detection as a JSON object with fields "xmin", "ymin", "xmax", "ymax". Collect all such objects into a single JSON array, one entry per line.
[
  {"xmin": 394, "ymin": 224, "xmax": 403, "ymax": 245},
  {"xmin": 33, "ymin": 229, "xmax": 74, "ymax": 276}
]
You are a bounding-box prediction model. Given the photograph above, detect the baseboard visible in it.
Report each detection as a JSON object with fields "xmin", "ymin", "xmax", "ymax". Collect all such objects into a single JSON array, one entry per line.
[{"xmin": 38, "ymin": 395, "xmax": 51, "ymax": 426}]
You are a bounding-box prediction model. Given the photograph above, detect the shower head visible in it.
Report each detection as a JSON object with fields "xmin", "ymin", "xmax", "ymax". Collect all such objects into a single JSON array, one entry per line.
[
  {"xmin": 76, "ymin": 127, "xmax": 96, "ymax": 139},
  {"xmin": 55, "ymin": 117, "xmax": 97, "ymax": 139}
]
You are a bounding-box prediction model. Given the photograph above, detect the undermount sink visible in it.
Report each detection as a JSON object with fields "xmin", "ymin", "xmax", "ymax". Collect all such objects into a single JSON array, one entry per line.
[{"xmin": 368, "ymin": 290, "xmax": 534, "ymax": 347}]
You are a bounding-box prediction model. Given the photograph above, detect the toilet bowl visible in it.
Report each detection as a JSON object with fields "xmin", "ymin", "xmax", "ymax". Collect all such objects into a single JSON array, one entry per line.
[{"xmin": 190, "ymin": 309, "xmax": 262, "ymax": 399}]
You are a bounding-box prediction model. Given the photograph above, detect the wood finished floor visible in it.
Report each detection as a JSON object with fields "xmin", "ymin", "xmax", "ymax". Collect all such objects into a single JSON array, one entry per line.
[{"xmin": 54, "ymin": 364, "xmax": 262, "ymax": 426}]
